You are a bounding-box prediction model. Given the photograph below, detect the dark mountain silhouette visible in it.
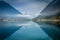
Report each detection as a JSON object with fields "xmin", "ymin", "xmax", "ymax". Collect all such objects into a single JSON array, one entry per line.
[{"xmin": 0, "ymin": 1, "xmax": 21, "ymax": 16}]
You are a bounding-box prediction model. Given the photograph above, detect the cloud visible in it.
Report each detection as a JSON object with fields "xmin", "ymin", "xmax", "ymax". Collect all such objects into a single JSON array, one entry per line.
[{"xmin": 4, "ymin": 0, "xmax": 53, "ymax": 18}]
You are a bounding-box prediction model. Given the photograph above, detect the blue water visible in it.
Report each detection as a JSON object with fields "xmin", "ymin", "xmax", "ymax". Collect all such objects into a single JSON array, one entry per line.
[{"xmin": 4, "ymin": 22, "xmax": 53, "ymax": 40}]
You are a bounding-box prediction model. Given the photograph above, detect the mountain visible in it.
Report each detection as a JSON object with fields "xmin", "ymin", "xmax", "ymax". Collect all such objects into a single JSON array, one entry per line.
[{"xmin": 0, "ymin": 1, "xmax": 21, "ymax": 17}]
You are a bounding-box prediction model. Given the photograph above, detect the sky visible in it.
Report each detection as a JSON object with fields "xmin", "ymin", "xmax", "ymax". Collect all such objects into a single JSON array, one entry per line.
[{"xmin": 4, "ymin": 0, "xmax": 53, "ymax": 18}]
